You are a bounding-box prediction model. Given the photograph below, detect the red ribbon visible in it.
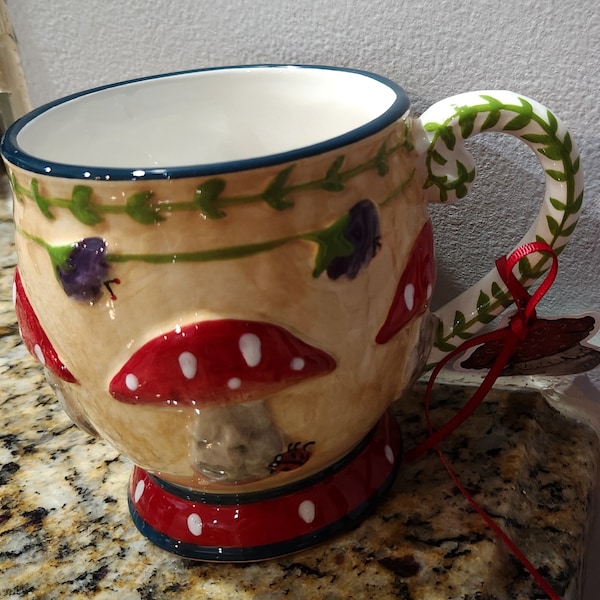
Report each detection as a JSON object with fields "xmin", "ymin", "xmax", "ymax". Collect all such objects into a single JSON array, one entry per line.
[{"xmin": 405, "ymin": 241, "xmax": 561, "ymax": 600}]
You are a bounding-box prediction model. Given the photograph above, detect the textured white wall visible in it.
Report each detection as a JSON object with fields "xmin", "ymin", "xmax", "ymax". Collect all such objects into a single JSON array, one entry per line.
[{"xmin": 5, "ymin": 0, "xmax": 600, "ymax": 317}]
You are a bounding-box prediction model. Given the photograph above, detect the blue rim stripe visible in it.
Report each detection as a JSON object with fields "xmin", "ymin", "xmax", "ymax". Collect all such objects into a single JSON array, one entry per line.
[{"xmin": 0, "ymin": 65, "xmax": 410, "ymax": 181}]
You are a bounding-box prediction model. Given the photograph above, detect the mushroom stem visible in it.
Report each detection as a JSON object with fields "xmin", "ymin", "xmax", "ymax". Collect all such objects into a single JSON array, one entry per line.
[{"xmin": 191, "ymin": 399, "xmax": 284, "ymax": 484}]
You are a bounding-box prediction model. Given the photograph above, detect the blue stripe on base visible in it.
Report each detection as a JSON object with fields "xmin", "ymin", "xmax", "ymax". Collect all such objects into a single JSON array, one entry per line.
[{"xmin": 128, "ymin": 451, "xmax": 401, "ymax": 562}]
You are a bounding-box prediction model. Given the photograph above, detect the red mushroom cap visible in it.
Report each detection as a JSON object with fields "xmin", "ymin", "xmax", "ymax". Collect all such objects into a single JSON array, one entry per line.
[
  {"xmin": 109, "ymin": 320, "xmax": 336, "ymax": 407},
  {"xmin": 376, "ymin": 220, "xmax": 436, "ymax": 344},
  {"xmin": 13, "ymin": 268, "xmax": 77, "ymax": 383}
]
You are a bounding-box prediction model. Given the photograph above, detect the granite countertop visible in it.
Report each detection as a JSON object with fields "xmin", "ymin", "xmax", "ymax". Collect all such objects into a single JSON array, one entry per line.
[{"xmin": 1, "ymin": 178, "xmax": 599, "ymax": 599}]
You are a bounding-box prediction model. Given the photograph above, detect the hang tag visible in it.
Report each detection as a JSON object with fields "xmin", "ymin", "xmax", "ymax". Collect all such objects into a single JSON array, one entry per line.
[{"xmin": 453, "ymin": 312, "xmax": 600, "ymax": 377}]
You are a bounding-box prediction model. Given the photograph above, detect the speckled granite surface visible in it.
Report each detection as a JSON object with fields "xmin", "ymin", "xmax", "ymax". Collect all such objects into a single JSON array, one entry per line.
[{"xmin": 1, "ymin": 180, "xmax": 598, "ymax": 599}]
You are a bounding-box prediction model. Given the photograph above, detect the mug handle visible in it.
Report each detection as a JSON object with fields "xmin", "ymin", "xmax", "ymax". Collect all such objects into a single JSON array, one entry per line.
[{"xmin": 415, "ymin": 91, "xmax": 584, "ymax": 365}]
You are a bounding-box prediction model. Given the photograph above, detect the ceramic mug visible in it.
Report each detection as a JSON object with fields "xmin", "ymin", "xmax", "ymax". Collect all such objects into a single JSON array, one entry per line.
[{"xmin": 2, "ymin": 65, "xmax": 583, "ymax": 561}]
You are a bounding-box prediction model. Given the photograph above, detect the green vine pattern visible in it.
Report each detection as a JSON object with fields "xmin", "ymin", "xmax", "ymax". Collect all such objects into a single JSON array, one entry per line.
[
  {"xmin": 9, "ymin": 131, "xmax": 413, "ymax": 226},
  {"xmin": 19, "ymin": 210, "xmax": 360, "ymax": 279},
  {"xmin": 424, "ymin": 94, "xmax": 583, "ymax": 354},
  {"xmin": 17, "ymin": 167, "xmax": 414, "ymax": 282}
]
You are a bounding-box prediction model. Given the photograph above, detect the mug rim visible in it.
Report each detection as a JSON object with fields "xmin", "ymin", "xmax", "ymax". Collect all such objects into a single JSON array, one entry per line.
[{"xmin": 0, "ymin": 64, "xmax": 410, "ymax": 181}]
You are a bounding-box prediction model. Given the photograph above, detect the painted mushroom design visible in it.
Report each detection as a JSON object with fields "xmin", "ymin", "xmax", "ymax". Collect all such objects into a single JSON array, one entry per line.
[
  {"xmin": 376, "ymin": 220, "xmax": 436, "ymax": 344},
  {"xmin": 461, "ymin": 315, "xmax": 600, "ymax": 376},
  {"xmin": 109, "ymin": 319, "xmax": 336, "ymax": 483},
  {"xmin": 13, "ymin": 268, "xmax": 77, "ymax": 383}
]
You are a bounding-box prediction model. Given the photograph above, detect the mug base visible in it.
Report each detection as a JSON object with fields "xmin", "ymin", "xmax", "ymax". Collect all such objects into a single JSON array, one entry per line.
[{"xmin": 127, "ymin": 409, "xmax": 402, "ymax": 562}]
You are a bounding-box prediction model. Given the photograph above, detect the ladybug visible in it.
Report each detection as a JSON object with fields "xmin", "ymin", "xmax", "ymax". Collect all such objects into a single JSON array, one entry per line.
[{"xmin": 269, "ymin": 441, "xmax": 315, "ymax": 474}]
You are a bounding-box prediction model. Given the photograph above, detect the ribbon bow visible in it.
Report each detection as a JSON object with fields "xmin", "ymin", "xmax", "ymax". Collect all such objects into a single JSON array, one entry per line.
[{"xmin": 405, "ymin": 241, "xmax": 561, "ymax": 600}]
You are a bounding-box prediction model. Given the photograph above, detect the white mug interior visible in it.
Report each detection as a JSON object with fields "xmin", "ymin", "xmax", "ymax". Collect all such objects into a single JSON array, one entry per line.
[{"xmin": 12, "ymin": 66, "xmax": 404, "ymax": 173}]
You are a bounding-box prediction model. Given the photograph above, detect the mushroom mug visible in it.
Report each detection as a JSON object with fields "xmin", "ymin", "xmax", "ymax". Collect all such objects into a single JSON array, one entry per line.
[{"xmin": 1, "ymin": 65, "xmax": 583, "ymax": 561}]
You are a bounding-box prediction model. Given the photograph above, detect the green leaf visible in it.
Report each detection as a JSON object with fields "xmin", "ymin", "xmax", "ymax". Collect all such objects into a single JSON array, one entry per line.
[
  {"xmin": 478, "ymin": 312, "xmax": 496, "ymax": 324},
  {"xmin": 424, "ymin": 121, "xmax": 442, "ymax": 132},
  {"xmin": 572, "ymin": 156, "xmax": 580, "ymax": 174},
  {"xmin": 560, "ymin": 221, "xmax": 578, "ymax": 237},
  {"xmin": 503, "ymin": 112, "xmax": 531, "ymax": 131},
  {"xmin": 434, "ymin": 320, "xmax": 457, "ymax": 352},
  {"xmin": 456, "ymin": 161, "xmax": 475, "ymax": 184},
  {"xmin": 477, "ymin": 290, "xmax": 491, "ymax": 312},
  {"xmin": 430, "ymin": 149, "xmax": 447, "ymax": 165},
  {"xmin": 545, "ymin": 169, "xmax": 566, "ymax": 182},
  {"xmin": 456, "ymin": 160, "xmax": 468, "ymax": 180},
  {"xmin": 305, "ymin": 214, "xmax": 354, "ymax": 277},
  {"xmin": 491, "ymin": 281, "xmax": 510, "ymax": 305},
  {"xmin": 194, "ymin": 178, "xmax": 227, "ymax": 219},
  {"xmin": 521, "ymin": 133, "xmax": 552, "ymax": 144},
  {"xmin": 375, "ymin": 142, "xmax": 389, "ymax": 176},
  {"xmin": 47, "ymin": 242, "xmax": 75, "ymax": 270},
  {"xmin": 481, "ymin": 110, "xmax": 501, "ymax": 131},
  {"xmin": 452, "ymin": 310, "xmax": 471, "ymax": 340},
  {"xmin": 262, "ymin": 165, "xmax": 295, "ymax": 210},
  {"xmin": 31, "ymin": 179, "xmax": 54, "ymax": 220},
  {"xmin": 518, "ymin": 97, "xmax": 534, "ymax": 115},
  {"xmin": 546, "ymin": 215, "xmax": 560, "ymax": 236},
  {"xmin": 126, "ymin": 190, "xmax": 163, "ymax": 224},
  {"xmin": 439, "ymin": 127, "xmax": 456, "ymax": 150},
  {"xmin": 563, "ymin": 131, "xmax": 573, "ymax": 153},
  {"xmin": 479, "ymin": 94, "xmax": 504, "ymax": 110},
  {"xmin": 423, "ymin": 176, "xmax": 435, "ymax": 189},
  {"xmin": 537, "ymin": 145, "xmax": 562, "ymax": 160},
  {"xmin": 69, "ymin": 185, "xmax": 103, "ymax": 226},
  {"xmin": 322, "ymin": 155, "xmax": 345, "ymax": 191},
  {"xmin": 453, "ymin": 310, "xmax": 466, "ymax": 330},
  {"xmin": 458, "ymin": 111, "xmax": 476, "ymax": 138},
  {"xmin": 8, "ymin": 172, "xmax": 23, "ymax": 204},
  {"xmin": 547, "ymin": 110, "xmax": 559, "ymax": 133},
  {"xmin": 549, "ymin": 197, "xmax": 566, "ymax": 211},
  {"xmin": 456, "ymin": 184, "xmax": 468, "ymax": 199},
  {"xmin": 518, "ymin": 256, "xmax": 535, "ymax": 278},
  {"xmin": 435, "ymin": 339, "xmax": 457, "ymax": 353},
  {"xmin": 553, "ymin": 243, "xmax": 568, "ymax": 256},
  {"xmin": 569, "ymin": 191, "xmax": 584, "ymax": 215}
]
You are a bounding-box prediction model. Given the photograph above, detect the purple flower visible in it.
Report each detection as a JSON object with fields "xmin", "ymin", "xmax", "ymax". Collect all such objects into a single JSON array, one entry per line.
[
  {"xmin": 326, "ymin": 199, "xmax": 381, "ymax": 280},
  {"xmin": 56, "ymin": 237, "xmax": 110, "ymax": 301}
]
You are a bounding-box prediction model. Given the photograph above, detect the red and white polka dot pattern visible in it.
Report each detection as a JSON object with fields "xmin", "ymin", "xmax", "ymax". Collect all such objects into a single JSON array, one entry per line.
[
  {"xmin": 13, "ymin": 269, "xmax": 77, "ymax": 383},
  {"xmin": 376, "ymin": 220, "xmax": 436, "ymax": 344},
  {"xmin": 110, "ymin": 319, "xmax": 336, "ymax": 408}
]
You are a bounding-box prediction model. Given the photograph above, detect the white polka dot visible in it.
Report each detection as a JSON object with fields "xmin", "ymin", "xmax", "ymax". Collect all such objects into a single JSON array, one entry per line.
[
  {"xmin": 404, "ymin": 283, "xmax": 415, "ymax": 311},
  {"xmin": 290, "ymin": 357, "xmax": 305, "ymax": 371},
  {"xmin": 33, "ymin": 344, "xmax": 45, "ymax": 366},
  {"xmin": 125, "ymin": 373, "xmax": 139, "ymax": 391},
  {"xmin": 187, "ymin": 513, "xmax": 203, "ymax": 536},
  {"xmin": 298, "ymin": 500, "xmax": 315, "ymax": 524},
  {"xmin": 384, "ymin": 444, "xmax": 395, "ymax": 465},
  {"xmin": 178, "ymin": 351, "xmax": 197, "ymax": 380},
  {"xmin": 239, "ymin": 333, "xmax": 261, "ymax": 367},
  {"xmin": 426, "ymin": 283, "xmax": 433, "ymax": 300},
  {"xmin": 134, "ymin": 479, "xmax": 145, "ymax": 503},
  {"xmin": 227, "ymin": 377, "xmax": 242, "ymax": 390}
]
